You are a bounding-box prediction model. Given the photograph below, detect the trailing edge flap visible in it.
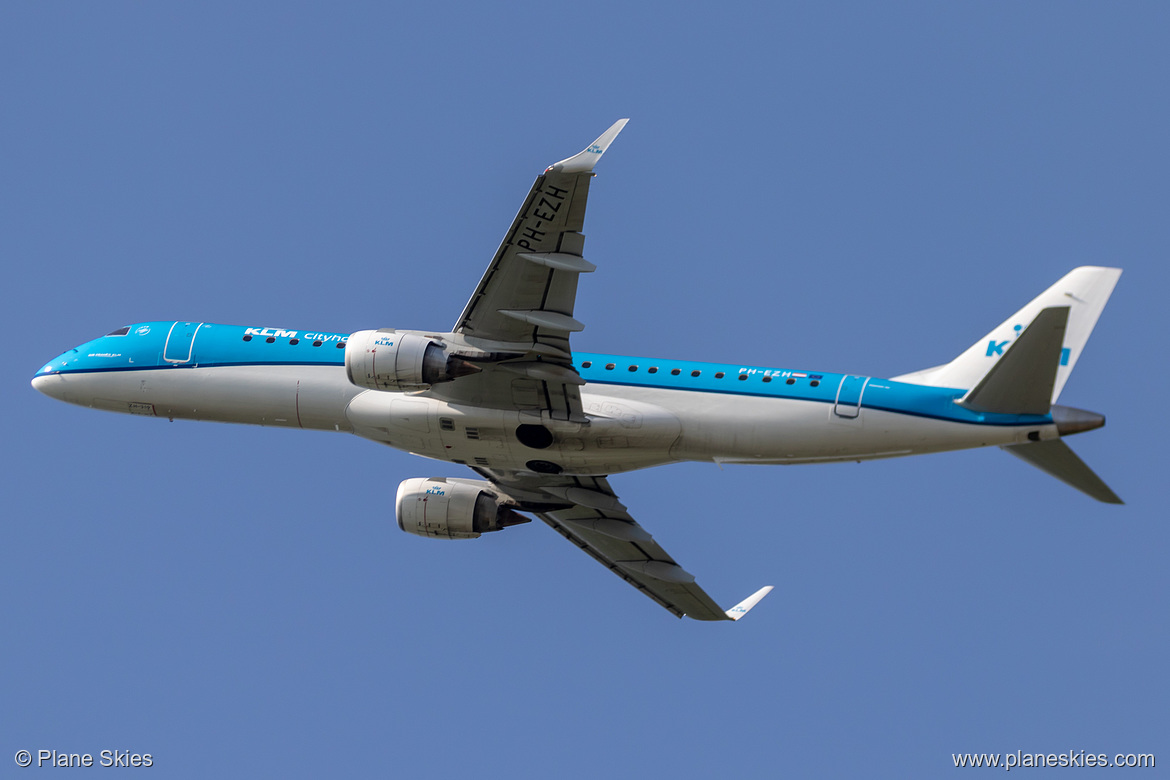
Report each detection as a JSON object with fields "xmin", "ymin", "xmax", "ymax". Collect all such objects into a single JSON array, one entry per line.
[
  {"xmin": 960, "ymin": 306, "xmax": 1068, "ymax": 415},
  {"xmin": 1002, "ymin": 439, "xmax": 1123, "ymax": 504}
]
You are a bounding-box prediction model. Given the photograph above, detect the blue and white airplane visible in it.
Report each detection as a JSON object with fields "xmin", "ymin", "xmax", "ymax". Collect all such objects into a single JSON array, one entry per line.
[{"xmin": 32, "ymin": 120, "xmax": 1122, "ymax": 621}]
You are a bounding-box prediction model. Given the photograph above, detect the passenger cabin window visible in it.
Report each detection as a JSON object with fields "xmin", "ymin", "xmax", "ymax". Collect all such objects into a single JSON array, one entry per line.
[
  {"xmin": 786, "ymin": 378, "xmax": 795, "ymax": 385},
  {"xmin": 714, "ymin": 372, "xmax": 725, "ymax": 379},
  {"xmin": 648, "ymin": 367, "xmax": 658, "ymax": 374},
  {"xmin": 762, "ymin": 375, "xmax": 772, "ymax": 383},
  {"xmin": 266, "ymin": 337, "xmax": 276, "ymax": 343},
  {"xmin": 289, "ymin": 338, "xmax": 300, "ymax": 345},
  {"xmin": 336, "ymin": 342, "xmax": 347, "ymax": 348},
  {"xmin": 313, "ymin": 340, "xmax": 323, "ymax": 347},
  {"xmin": 628, "ymin": 365, "xmax": 638, "ymax": 372},
  {"xmin": 581, "ymin": 361, "xmax": 592, "ymax": 368},
  {"xmin": 106, "ymin": 327, "xmax": 131, "ymax": 336},
  {"xmin": 605, "ymin": 363, "xmax": 615, "ymax": 370},
  {"xmin": 671, "ymin": 368, "xmax": 681, "ymax": 376},
  {"xmin": 691, "ymin": 370, "xmax": 701, "ymax": 377},
  {"xmin": 243, "ymin": 335, "xmax": 253, "ymax": 342},
  {"xmin": 738, "ymin": 374, "xmax": 748, "ymax": 380},
  {"xmin": 810, "ymin": 380, "xmax": 820, "ymax": 387}
]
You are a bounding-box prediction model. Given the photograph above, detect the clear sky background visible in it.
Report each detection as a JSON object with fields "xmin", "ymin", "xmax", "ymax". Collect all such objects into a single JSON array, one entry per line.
[{"xmin": 2, "ymin": 3, "xmax": 1167, "ymax": 777}]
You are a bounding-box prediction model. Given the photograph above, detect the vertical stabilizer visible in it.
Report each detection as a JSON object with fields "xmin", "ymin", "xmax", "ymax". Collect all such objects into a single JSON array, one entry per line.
[
  {"xmin": 894, "ymin": 267, "xmax": 1121, "ymax": 402},
  {"xmin": 960, "ymin": 306, "xmax": 1068, "ymax": 414}
]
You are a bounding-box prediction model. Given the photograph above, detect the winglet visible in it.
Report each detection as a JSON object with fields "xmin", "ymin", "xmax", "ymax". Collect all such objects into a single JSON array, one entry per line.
[
  {"xmin": 724, "ymin": 585, "xmax": 774, "ymax": 621},
  {"xmin": 548, "ymin": 118, "xmax": 630, "ymax": 173}
]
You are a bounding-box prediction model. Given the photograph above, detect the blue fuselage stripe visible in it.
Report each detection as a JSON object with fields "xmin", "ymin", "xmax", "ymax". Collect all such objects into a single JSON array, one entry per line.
[{"xmin": 36, "ymin": 322, "xmax": 1052, "ymax": 429}]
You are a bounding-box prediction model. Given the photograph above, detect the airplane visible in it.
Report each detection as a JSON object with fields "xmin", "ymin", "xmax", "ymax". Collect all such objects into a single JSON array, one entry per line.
[{"xmin": 31, "ymin": 119, "xmax": 1122, "ymax": 622}]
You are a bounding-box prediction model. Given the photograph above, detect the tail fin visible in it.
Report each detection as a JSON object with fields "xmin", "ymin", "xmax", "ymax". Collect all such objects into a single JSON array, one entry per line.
[
  {"xmin": 960, "ymin": 306, "xmax": 1068, "ymax": 414},
  {"xmin": 893, "ymin": 266, "xmax": 1121, "ymax": 403},
  {"xmin": 894, "ymin": 267, "xmax": 1123, "ymax": 503}
]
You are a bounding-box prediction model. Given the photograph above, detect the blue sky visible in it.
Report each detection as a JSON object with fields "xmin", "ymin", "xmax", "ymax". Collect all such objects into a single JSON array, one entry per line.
[{"xmin": 2, "ymin": 2, "xmax": 1167, "ymax": 777}]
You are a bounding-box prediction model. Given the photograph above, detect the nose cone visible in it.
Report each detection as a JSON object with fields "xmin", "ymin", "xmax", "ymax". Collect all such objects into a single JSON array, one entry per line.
[
  {"xmin": 32, "ymin": 347, "xmax": 83, "ymax": 402},
  {"xmin": 32, "ymin": 373, "xmax": 64, "ymax": 400},
  {"xmin": 32, "ymin": 361, "xmax": 70, "ymax": 401}
]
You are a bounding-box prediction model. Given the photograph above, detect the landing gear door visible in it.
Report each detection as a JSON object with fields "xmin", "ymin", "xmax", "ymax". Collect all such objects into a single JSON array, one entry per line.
[{"xmin": 834, "ymin": 375, "xmax": 869, "ymax": 419}]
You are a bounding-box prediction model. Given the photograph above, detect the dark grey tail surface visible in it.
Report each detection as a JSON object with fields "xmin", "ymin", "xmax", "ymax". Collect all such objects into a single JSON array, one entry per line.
[
  {"xmin": 1002, "ymin": 439, "xmax": 1123, "ymax": 504},
  {"xmin": 960, "ymin": 306, "xmax": 1068, "ymax": 415},
  {"xmin": 892, "ymin": 269, "xmax": 1123, "ymax": 504}
]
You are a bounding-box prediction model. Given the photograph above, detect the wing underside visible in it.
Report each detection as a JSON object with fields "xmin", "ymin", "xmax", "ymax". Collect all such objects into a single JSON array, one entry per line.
[
  {"xmin": 482, "ymin": 470, "xmax": 771, "ymax": 621},
  {"xmin": 439, "ymin": 121, "xmax": 631, "ymax": 422},
  {"xmin": 540, "ymin": 507, "xmax": 730, "ymax": 620},
  {"xmin": 440, "ymin": 122, "xmax": 771, "ymax": 620}
]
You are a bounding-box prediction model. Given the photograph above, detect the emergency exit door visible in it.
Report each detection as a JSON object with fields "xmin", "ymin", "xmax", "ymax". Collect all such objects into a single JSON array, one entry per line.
[{"xmin": 833, "ymin": 375, "xmax": 869, "ymax": 419}]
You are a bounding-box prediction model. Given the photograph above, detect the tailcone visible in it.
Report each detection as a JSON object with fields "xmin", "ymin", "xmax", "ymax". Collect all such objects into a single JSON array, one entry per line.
[{"xmin": 1051, "ymin": 404, "xmax": 1105, "ymax": 436}]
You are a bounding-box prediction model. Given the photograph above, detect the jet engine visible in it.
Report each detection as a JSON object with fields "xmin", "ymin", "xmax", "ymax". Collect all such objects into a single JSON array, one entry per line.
[
  {"xmin": 345, "ymin": 329, "xmax": 479, "ymax": 391},
  {"xmin": 395, "ymin": 477, "xmax": 531, "ymax": 540}
]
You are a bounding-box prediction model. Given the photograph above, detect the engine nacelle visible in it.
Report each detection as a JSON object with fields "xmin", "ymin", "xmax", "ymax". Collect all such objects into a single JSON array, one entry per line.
[
  {"xmin": 346, "ymin": 329, "xmax": 469, "ymax": 391},
  {"xmin": 395, "ymin": 477, "xmax": 530, "ymax": 540}
]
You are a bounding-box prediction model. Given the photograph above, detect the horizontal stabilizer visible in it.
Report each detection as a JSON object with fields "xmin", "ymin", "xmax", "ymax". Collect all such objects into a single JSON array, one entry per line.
[
  {"xmin": 1002, "ymin": 439, "xmax": 1123, "ymax": 504},
  {"xmin": 960, "ymin": 306, "xmax": 1068, "ymax": 414},
  {"xmin": 725, "ymin": 586, "xmax": 774, "ymax": 621}
]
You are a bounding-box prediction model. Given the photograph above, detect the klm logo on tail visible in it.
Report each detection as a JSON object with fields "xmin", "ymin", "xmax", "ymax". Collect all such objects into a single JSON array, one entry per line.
[
  {"xmin": 986, "ymin": 339, "xmax": 1010, "ymax": 356},
  {"xmin": 987, "ymin": 324, "xmax": 1071, "ymax": 365}
]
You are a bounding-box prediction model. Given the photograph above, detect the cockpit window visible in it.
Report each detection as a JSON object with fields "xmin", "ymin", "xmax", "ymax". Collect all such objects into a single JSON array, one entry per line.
[{"xmin": 106, "ymin": 326, "xmax": 131, "ymax": 336}]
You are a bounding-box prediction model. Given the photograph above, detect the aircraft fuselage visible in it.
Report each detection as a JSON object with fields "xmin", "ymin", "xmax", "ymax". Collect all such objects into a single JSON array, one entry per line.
[{"xmin": 32, "ymin": 321, "xmax": 1057, "ymax": 476}]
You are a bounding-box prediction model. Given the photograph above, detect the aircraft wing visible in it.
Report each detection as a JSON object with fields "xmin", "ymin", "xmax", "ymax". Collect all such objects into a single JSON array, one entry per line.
[
  {"xmin": 439, "ymin": 120, "xmax": 628, "ymax": 422},
  {"xmin": 480, "ymin": 470, "xmax": 773, "ymax": 621},
  {"xmin": 445, "ymin": 123, "xmax": 771, "ymax": 620}
]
